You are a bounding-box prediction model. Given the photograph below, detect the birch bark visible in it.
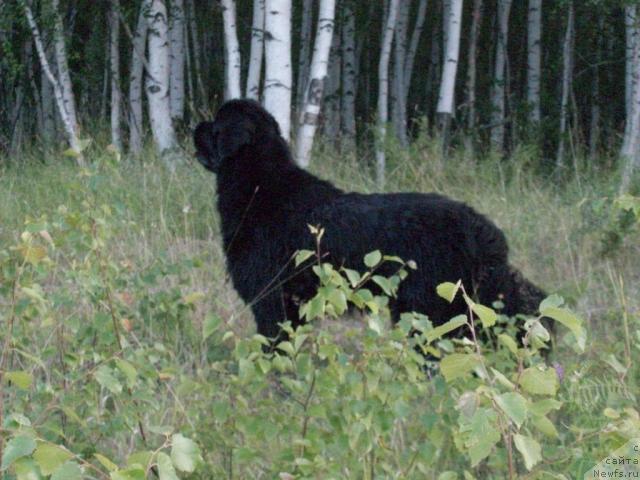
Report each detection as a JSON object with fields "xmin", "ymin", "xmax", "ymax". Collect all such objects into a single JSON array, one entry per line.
[
  {"xmin": 129, "ymin": 0, "xmax": 150, "ymax": 155},
  {"xmin": 220, "ymin": 0, "xmax": 242, "ymax": 100},
  {"xmin": 296, "ymin": 0, "xmax": 314, "ymax": 112},
  {"xmin": 341, "ymin": 1, "xmax": 357, "ymax": 142},
  {"xmin": 264, "ymin": 0, "xmax": 293, "ymax": 140},
  {"xmin": 295, "ymin": 0, "xmax": 336, "ymax": 167},
  {"xmin": 466, "ymin": 0, "xmax": 482, "ymax": 130},
  {"xmin": 246, "ymin": 0, "xmax": 265, "ymax": 100},
  {"xmin": 556, "ymin": 0, "xmax": 574, "ymax": 170},
  {"xmin": 146, "ymin": 0, "xmax": 176, "ymax": 153},
  {"xmin": 376, "ymin": 0, "xmax": 400, "ymax": 186},
  {"xmin": 109, "ymin": 0, "xmax": 122, "ymax": 151},
  {"xmin": 169, "ymin": 0, "xmax": 185, "ymax": 119}
]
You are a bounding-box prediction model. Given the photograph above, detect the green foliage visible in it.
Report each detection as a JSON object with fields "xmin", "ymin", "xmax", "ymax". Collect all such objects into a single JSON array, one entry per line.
[{"xmin": 0, "ymin": 156, "xmax": 638, "ymax": 479}]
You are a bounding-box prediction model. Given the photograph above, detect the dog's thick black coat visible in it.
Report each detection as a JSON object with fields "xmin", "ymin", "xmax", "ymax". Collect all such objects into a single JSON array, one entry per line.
[{"xmin": 194, "ymin": 99, "xmax": 546, "ymax": 343}]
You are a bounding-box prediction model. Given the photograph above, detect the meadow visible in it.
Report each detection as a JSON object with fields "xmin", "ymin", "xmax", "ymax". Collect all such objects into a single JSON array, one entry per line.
[{"xmin": 0, "ymin": 137, "xmax": 638, "ymax": 479}]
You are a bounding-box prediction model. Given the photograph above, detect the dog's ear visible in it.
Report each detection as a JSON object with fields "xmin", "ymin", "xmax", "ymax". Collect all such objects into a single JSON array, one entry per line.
[
  {"xmin": 193, "ymin": 121, "xmax": 220, "ymax": 172},
  {"xmin": 218, "ymin": 118, "xmax": 255, "ymax": 159}
]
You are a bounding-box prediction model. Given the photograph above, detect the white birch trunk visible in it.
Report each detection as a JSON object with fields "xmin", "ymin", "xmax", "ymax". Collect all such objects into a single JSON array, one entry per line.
[
  {"xmin": 341, "ymin": 2, "xmax": 357, "ymax": 142},
  {"xmin": 621, "ymin": 38, "xmax": 640, "ymax": 191},
  {"xmin": 109, "ymin": 0, "xmax": 123, "ymax": 151},
  {"xmin": 295, "ymin": 0, "xmax": 336, "ymax": 167},
  {"xmin": 41, "ymin": 44, "xmax": 56, "ymax": 143},
  {"xmin": 296, "ymin": 0, "xmax": 314, "ymax": 112},
  {"xmin": 376, "ymin": 0, "xmax": 400, "ymax": 186},
  {"xmin": 246, "ymin": 0, "xmax": 265, "ymax": 100},
  {"xmin": 490, "ymin": 0, "xmax": 512, "ymax": 151},
  {"xmin": 129, "ymin": 0, "xmax": 150, "ymax": 155},
  {"xmin": 146, "ymin": 0, "xmax": 176, "ymax": 153},
  {"xmin": 466, "ymin": 0, "xmax": 482, "ymax": 130},
  {"xmin": 264, "ymin": 0, "xmax": 293, "ymax": 141},
  {"xmin": 392, "ymin": 0, "xmax": 410, "ymax": 145},
  {"xmin": 625, "ymin": 6, "xmax": 638, "ymax": 122},
  {"xmin": 169, "ymin": 0, "xmax": 185, "ymax": 119},
  {"xmin": 220, "ymin": 0, "xmax": 242, "ymax": 100},
  {"xmin": 51, "ymin": 0, "xmax": 79, "ymax": 138},
  {"xmin": 527, "ymin": 0, "xmax": 542, "ymax": 124},
  {"xmin": 24, "ymin": 4, "xmax": 84, "ymax": 165},
  {"xmin": 436, "ymin": 0, "xmax": 463, "ymax": 120},
  {"xmin": 556, "ymin": 0, "xmax": 574, "ymax": 170}
]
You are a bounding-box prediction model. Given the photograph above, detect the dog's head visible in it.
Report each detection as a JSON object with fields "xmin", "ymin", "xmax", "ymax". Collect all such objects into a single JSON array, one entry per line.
[{"xmin": 194, "ymin": 100, "xmax": 282, "ymax": 173}]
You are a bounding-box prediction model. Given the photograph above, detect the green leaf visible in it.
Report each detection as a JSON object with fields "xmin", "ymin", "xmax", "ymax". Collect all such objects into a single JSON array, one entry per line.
[
  {"xmin": 520, "ymin": 367, "xmax": 558, "ymax": 396},
  {"xmin": 170, "ymin": 434, "xmax": 202, "ymax": 473},
  {"xmin": 110, "ymin": 467, "xmax": 146, "ymax": 480},
  {"xmin": 95, "ymin": 366, "xmax": 123, "ymax": 395},
  {"xmin": 440, "ymin": 354, "xmax": 480, "ymax": 382},
  {"xmin": 540, "ymin": 306, "xmax": 586, "ymax": 352},
  {"xmin": 203, "ymin": 313, "xmax": 222, "ymax": 340},
  {"xmin": 94, "ymin": 453, "xmax": 118, "ymax": 472},
  {"xmin": 498, "ymin": 334, "xmax": 518, "ymax": 355},
  {"xmin": 115, "ymin": 359, "xmax": 137, "ymax": 388},
  {"xmin": 437, "ymin": 281, "xmax": 461, "ymax": 303},
  {"xmin": 425, "ymin": 315, "xmax": 467, "ymax": 343},
  {"xmin": 1, "ymin": 436, "xmax": 36, "ymax": 471},
  {"xmin": 539, "ymin": 294, "xmax": 564, "ymax": 311},
  {"xmin": 33, "ymin": 444, "xmax": 73, "ymax": 476},
  {"xmin": 157, "ymin": 452, "xmax": 179, "ymax": 480},
  {"xmin": 50, "ymin": 461, "xmax": 82, "ymax": 480},
  {"xmin": 470, "ymin": 303, "xmax": 497, "ymax": 328},
  {"xmin": 327, "ymin": 289, "xmax": 348, "ymax": 315},
  {"xmin": 494, "ymin": 392, "xmax": 527, "ymax": 428},
  {"xmin": 531, "ymin": 414, "xmax": 559, "ymax": 438},
  {"xmin": 295, "ymin": 249, "xmax": 315, "ymax": 267},
  {"xmin": 364, "ymin": 250, "xmax": 382, "ymax": 268},
  {"xmin": 513, "ymin": 434, "xmax": 542, "ymax": 471},
  {"xmin": 372, "ymin": 275, "xmax": 393, "ymax": 296},
  {"xmin": 14, "ymin": 458, "xmax": 42, "ymax": 480},
  {"xmin": 343, "ymin": 268, "xmax": 361, "ymax": 287},
  {"xmin": 5, "ymin": 371, "xmax": 33, "ymax": 390}
]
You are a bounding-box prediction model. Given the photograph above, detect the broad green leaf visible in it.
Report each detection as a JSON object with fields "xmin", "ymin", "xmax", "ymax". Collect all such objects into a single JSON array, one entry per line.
[
  {"xmin": 494, "ymin": 392, "xmax": 527, "ymax": 428},
  {"xmin": 529, "ymin": 399, "xmax": 562, "ymax": 416},
  {"xmin": 327, "ymin": 289, "xmax": 348, "ymax": 315},
  {"xmin": 540, "ymin": 306, "xmax": 586, "ymax": 352},
  {"xmin": 1, "ymin": 436, "xmax": 36, "ymax": 471},
  {"xmin": 539, "ymin": 294, "xmax": 564, "ymax": 311},
  {"xmin": 94, "ymin": 453, "xmax": 118, "ymax": 472},
  {"xmin": 5, "ymin": 371, "xmax": 33, "ymax": 390},
  {"xmin": 490, "ymin": 368, "xmax": 515, "ymax": 390},
  {"xmin": 50, "ymin": 461, "xmax": 82, "ymax": 480},
  {"xmin": 520, "ymin": 367, "xmax": 558, "ymax": 396},
  {"xmin": 110, "ymin": 467, "xmax": 146, "ymax": 480},
  {"xmin": 437, "ymin": 281, "xmax": 461, "ymax": 303},
  {"xmin": 203, "ymin": 314, "xmax": 222, "ymax": 340},
  {"xmin": 470, "ymin": 303, "xmax": 497, "ymax": 328},
  {"xmin": 157, "ymin": 452, "xmax": 179, "ymax": 480},
  {"xmin": 372, "ymin": 275, "xmax": 393, "ymax": 296},
  {"xmin": 425, "ymin": 315, "xmax": 467, "ymax": 343},
  {"xmin": 14, "ymin": 458, "xmax": 42, "ymax": 480},
  {"xmin": 343, "ymin": 268, "xmax": 361, "ymax": 287},
  {"xmin": 364, "ymin": 250, "xmax": 382, "ymax": 268},
  {"xmin": 440, "ymin": 354, "xmax": 480, "ymax": 382},
  {"xmin": 531, "ymin": 414, "xmax": 559, "ymax": 438},
  {"xmin": 33, "ymin": 444, "xmax": 73, "ymax": 476},
  {"xmin": 95, "ymin": 366, "xmax": 123, "ymax": 395},
  {"xmin": 513, "ymin": 434, "xmax": 542, "ymax": 471},
  {"xmin": 294, "ymin": 249, "xmax": 315, "ymax": 267},
  {"xmin": 115, "ymin": 359, "xmax": 137, "ymax": 388},
  {"xmin": 170, "ymin": 434, "xmax": 202, "ymax": 473},
  {"xmin": 498, "ymin": 334, "xmax": 518, "ymax": 355},
  {"xmin": 127, "ymin": 451, "xmax": 152, "ymax": 469}
]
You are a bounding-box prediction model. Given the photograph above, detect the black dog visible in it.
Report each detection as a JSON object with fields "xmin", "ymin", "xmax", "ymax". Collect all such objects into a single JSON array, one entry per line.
[{"xmin": 194, "ymin": 99, "xmax": 546, "ymax": 345}]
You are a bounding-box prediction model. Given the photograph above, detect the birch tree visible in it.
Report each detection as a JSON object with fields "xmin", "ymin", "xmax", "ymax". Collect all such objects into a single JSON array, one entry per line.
[
  {"xmin": 490, "ymin": 0, "xmax": 512, "ymax": 151},
  {"xmin": 220, "ymin": 0, "xmax": 242, "ymax": 100},
  {"xmin": 527, "ymin": 0, "xmax": 542, "ymax": 124},
  {"xmin": 246, "ymin": 0, "xmax": 265, "ymax": 100},
  {"xmin": 323, "ymin": 26, "xmax": 341, "ymax": 142},
  {"xmin": 376, "ymin": 0, "xmax": 400, "ymax": 186},
  {"xmin": 392, "ymin": 0, "xmax": 410, "ymax": 145},
  {"xmin": 129, "ymin": 0, "xmax": 150, "ymax": 155},
  {"xmin": 556, "ymin": 0, "xmax": 574, "ymax": 171},
  {"xmin": 621, "ymin": 6, "xmax": 640, "ymax": 191},
  {"xmin": 341, "ymin": 1, "xmax": 357, "ymax": 142},
  {"xmin": 109, "ymin": 0, "xmax": 122, "ymax": 151},
  {"xmin": 436, "ymin": 0, "xmax": 463, "ymax": 149},
  {"xmin": 146, "ymin": 0, "xmax": 176, "ymax": 154},
  {"xmin": 24, "ymin": 3, "xmax": 84, "ymax": 165},
  {"xmin": 264, "ymin": 0, "xmax": 293, "ymax": 141},
  {"xmin": 169, "ymin": 0, "xmax": 185, "ymax": 120},
  {"xmin": 296, "ymin": 0, "xmax": 336, "ymax": 167},
  {"xmin": 465, "ymin": 0, "xmax": 482, "ymax": 130}
]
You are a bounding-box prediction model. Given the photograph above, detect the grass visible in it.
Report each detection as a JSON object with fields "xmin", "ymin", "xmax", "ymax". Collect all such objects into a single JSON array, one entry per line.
[{"xmin": 0, "ymin": 136, "xmax": 639, "ymax": 477}]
